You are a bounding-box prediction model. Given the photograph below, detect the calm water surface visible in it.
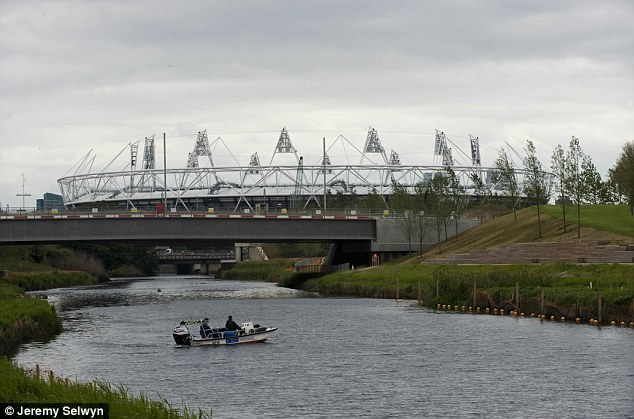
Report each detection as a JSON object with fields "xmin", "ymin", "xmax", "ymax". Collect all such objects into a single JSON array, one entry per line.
[{"xmin": 15, "ymin": 277, "xmax": 634, "ymax": 418}]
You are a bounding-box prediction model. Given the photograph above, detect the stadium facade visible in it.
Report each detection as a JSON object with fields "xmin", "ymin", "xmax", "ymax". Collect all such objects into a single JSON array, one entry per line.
[{"xmin": 57, "ymin": 127, "xmax": 547, "ymax": 212}]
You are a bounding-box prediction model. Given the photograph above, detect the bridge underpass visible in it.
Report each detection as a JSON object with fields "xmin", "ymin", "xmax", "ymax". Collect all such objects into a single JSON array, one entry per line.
[{"xmin": 157, "ymin": 251, "xmax": 235, "ymax": 275}]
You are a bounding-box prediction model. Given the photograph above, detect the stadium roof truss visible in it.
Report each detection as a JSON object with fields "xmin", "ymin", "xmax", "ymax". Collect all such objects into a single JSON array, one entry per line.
[{"xmin": 57, "ymin": 127, "xmax": 553, "ymax": 210}]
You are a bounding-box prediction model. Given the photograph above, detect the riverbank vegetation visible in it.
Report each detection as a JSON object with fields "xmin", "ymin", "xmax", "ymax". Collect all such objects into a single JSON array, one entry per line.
[
  {"xmin": 0, "ymin": 281, "xmax": 62, "ymax": 356},
  {"xmin": 0, "ymin": 270, "xmax": 96, "ymax": 356},
  {"xmin": 0, "ymin": 243, "xmax": 158, "ymax": 279},
  {"xmin": 0, "ymin": 358, "xmax": 210, "ymax": 418},
  {"xmin": 222, "ymin": 258, "xmax": 297, "ymax": 282},
  {"xmin": 3, "ymin": 270, "xmax": 97, "ymax": 292},
  {"xmin": 297, "ymin": 264, "xmax": 634, "ymax": 322}
]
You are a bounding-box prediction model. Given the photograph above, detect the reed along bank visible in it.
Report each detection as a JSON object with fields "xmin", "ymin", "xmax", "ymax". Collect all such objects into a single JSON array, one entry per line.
[{"xmin": 288, "ymin": 264, "xmax": 634, "ymax": 325}]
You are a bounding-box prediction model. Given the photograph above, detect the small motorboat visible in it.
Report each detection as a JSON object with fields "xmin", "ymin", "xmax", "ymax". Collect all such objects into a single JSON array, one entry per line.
[{"xmin": 173, "ymin": 320, "xmax": 277, "ymax": 346}]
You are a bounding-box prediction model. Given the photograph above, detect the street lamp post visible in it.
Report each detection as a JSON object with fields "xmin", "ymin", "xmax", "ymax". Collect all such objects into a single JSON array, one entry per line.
[
  {"xmin": 323, "ymin": 137, "xmax": 327, "ymax": 215},
  {"xmin": 163, "ymin": 133, "xmax": 167, "ymax": 218},
  {"xmin": 16, "ymin": 173, "xmax": 31, "ymax": 211}
]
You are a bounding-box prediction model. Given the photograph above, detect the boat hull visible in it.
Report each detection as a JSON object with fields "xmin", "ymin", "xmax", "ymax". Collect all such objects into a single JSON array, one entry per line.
[{"xmin": 190, "ymin": 327, "xmax": 278, "ymax": 346}]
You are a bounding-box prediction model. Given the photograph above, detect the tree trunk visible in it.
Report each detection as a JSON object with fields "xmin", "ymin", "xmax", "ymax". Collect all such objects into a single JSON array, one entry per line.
[
  {"xmin": 437, "ymin": 224, "xmax": 442, "ymax": 254},
  {"xmin": 536, "ymin": 203, "xmax": 542, "ymax": 238},
  {"xmin": 419, "ymin": 225, "xmax": 424, "ymax": 258},
  {"xmin": 577, "ymin": 202, "xmax": 581, "ymax": 238},
  {"xmin": 561, "ymin": 186, "xmax": 567, "ymax": 233}
]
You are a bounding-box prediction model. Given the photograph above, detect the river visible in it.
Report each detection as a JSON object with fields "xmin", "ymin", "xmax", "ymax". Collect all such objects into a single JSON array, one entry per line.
[{"xmin": 14, "ymin": 276, "xmax": 634, "ymax": 418}]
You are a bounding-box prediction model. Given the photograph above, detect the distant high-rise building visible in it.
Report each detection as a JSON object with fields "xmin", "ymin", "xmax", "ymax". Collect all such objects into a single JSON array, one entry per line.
[{"xmin": 36, "ymin": 193, "xmax": 63, "ymax": 211}]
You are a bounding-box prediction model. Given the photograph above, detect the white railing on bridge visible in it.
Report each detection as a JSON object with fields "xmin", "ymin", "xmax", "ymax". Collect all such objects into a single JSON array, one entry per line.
[{"xmin": 0, "ymin": 207, "xmax": 429, "ymax": 222}]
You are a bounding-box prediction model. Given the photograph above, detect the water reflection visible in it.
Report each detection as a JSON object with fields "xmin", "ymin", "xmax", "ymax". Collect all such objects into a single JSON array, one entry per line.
[{"xmin": 30, "ymin": 276, "xmax": 310, "ymax": 312}]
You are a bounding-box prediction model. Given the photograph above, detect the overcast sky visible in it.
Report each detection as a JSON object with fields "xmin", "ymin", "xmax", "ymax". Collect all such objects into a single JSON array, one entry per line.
[{"xmin": 1, "ymin": 0, "xmax": 632, "ymax": 208}]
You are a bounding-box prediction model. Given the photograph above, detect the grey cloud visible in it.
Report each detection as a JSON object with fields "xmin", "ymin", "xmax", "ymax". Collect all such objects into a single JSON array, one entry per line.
[
  {"xmin": 4, "ymin": 0, "xmax": 631, "ymax": 99},
  {"xmin": 0, "ymin": 0, "xmax": 631, "ymax": 206}
]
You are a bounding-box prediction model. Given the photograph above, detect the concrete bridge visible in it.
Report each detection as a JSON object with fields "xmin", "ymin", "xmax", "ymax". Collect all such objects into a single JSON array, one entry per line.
[
  {"xmin": 0, "ymin": 212, "xmax": 479, "ymax": 266},
  {"xmin": 158, "ymin": 250, "xmax": 237, "ymax": 275}
]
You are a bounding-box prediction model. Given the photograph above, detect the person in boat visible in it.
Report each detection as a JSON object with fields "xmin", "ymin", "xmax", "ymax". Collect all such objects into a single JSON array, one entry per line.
[
  {"xmin": 225, "ymin": 315, "xmax": 241, "ymax": 331},
  {"xmin": 200, "ymin": 318, "xmax": 212, "ymax": 338},
  {"xmin": 174, "ymin": 320, "xmax": 189, "ymax": 335},
  {"xmin": 173, "ymin": 320, "xmax": 192, "ymax": 345}
]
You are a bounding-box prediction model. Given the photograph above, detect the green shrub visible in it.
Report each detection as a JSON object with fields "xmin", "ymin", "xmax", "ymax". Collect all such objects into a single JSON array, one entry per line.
[
  {"xmin": 107, "ymin": 265, "xmax": 144, "ymax": 278},
  {"xmin": 3, "ymin": 271, "xmax": 97, "ymax": 292},
  {"xmin": 223, "ymin": 259, "xmax": 297, "ymax": 282}
]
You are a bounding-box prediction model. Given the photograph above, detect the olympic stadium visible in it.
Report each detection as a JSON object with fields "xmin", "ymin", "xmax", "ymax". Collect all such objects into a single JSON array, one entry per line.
[{"xmin": 57, "ymin": 127, "xmax": 547, "ymax": 212}]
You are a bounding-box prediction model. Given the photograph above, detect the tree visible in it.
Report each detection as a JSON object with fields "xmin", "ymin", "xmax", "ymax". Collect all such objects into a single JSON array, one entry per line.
[
  {"xmin": 580, "ymin": 155, "xmax": 602, "ymax": 204},
  {"xmin": 551, "ymin": 144, "xmax": 567, "ymax": 232},
  {"xmin": 390, "ymin": 180, "xmax": 411, "ymax": 212},
  {"xmin": 469, "ymin": 171, "xmax": 488, "ymax": 199},
  {"xmin": 390, "ymin": 181, "xmax": 416, "ymax": 254},
  {"xmin": 360, "ymin": 187, "xmax": 386, "ymax": 213},
  {"xmin": 329, "ymin": 189, "xmax": 358, "ymax": 210},
  {"xmin": 523, "ymin": 140, "xmax": 549, "ymax": 238},
  {"xmin": 413, "ymin": 181, "xmax": 433, "ymax": 257},
  {"xmin": 494, "ymin": 147, "xmax": 519, "ymax": 221},
  {"xmin": 610, "ymin": 141, "xmax": 634, "ymax": 215},
  {"xmin": 445, "ymin": 167, "xmax": 468, "ymax": 236},
  {"xmin": 600, "ymin": 176, "xmax": 619, "ymax": 204},
  {"xmin": 565, "ymin": 136, "xmax": 585, "ymax": 238},
  {"xmin": 427, "ymin": 173, "xmax": 452, "ymax": 253}
]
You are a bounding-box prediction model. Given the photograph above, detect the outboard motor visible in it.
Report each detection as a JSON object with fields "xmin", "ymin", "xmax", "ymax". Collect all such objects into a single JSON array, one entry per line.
[{"xmin": 173, "ymin": 321, "xmax": 192, "ymax": 346}]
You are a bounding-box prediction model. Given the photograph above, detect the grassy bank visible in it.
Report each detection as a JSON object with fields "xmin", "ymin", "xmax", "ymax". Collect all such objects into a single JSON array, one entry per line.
[
  {"xmin": 222, "ymin": 258, "xmax": 297, "ymax": 282},
  {"xmin": 0, "ymin": 270, "xmax": 96, "ymax": 356},
  {"xmin": 0, "ymin": 358, "xmax": 209, "ymax": 418},
  {"xmin": 0, "ymin": 271, "xmax": 97, "ymax": 355},
  {"xmin": 0, "ymin": 281, "xmax": 63, "ymax": 356},
  {"xmin": 4, "ymin": 270, "xmax": 98, "ymax": 292},
  {"xmin": 298, "ymin": 264, "xmax": 634, "ymax": 323},
  {"xmin": 414, "ymin": 206, "xmax": 633, "ymax": 262}
]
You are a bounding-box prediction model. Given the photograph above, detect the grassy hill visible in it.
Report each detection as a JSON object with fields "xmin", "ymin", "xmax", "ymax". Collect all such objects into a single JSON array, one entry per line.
[
  {"xmin": 413, "ymin": 205, "xmax": 633, "ymax": 262},
  {"xmin": 542, "ymin": 204, "xmax": 634, "ymax": 237}
]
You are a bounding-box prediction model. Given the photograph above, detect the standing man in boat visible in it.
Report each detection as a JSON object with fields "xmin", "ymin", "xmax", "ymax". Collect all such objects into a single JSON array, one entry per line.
[
  {"xmin": 225, "ymin": 315, "xmax": 241, "ymax": 331},
  {"xmin": 173, "ymin": 320, "xmax": 192, "ymax": 346}
]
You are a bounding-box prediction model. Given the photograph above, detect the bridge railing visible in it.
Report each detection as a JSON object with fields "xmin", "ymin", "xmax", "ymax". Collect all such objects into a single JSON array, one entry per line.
[
  {"xmin": 158, "ymin": 252, "xmax": 236, "ymax": 260},
  {"xmin": 0, "ymin": 206, "xmax": 420, "ymax": 221}
]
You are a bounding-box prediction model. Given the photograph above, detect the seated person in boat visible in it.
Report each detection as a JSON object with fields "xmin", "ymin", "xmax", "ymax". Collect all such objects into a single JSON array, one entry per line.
[
  {"xmin": 200, "ymin": 318, "xmax": 212, "ymax": 337},
  {"xmin": 225, "ymin": 315, "xmax": 241, "ymax": 331}
]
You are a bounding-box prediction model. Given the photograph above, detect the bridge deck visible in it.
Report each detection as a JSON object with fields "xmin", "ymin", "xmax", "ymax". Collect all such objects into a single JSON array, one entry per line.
[{"xmin": 0, "ymin": 216, "xmax": 376, "ymax": 246}]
